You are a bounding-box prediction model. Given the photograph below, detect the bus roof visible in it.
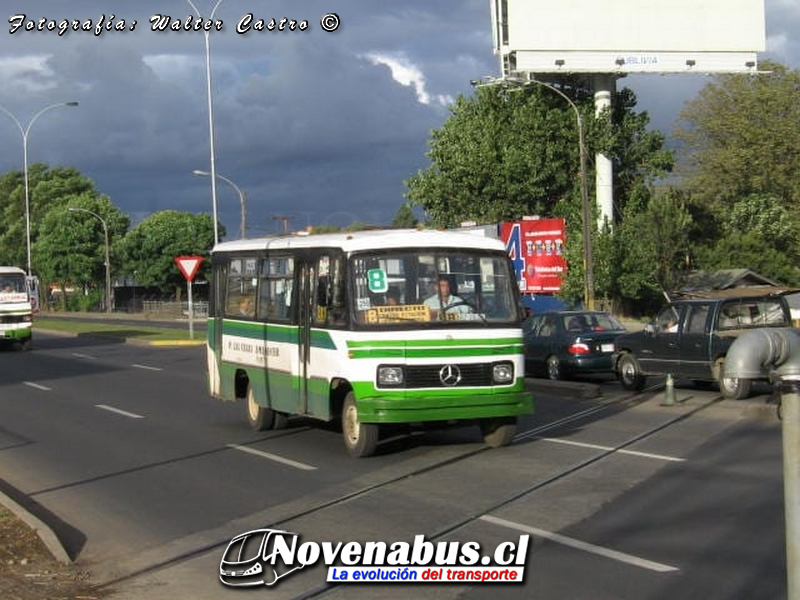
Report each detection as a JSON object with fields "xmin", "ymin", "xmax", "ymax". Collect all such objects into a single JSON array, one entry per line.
[
  {"xmin": 0, "ymin": 266, "xmax": 26, "ymax": 276},
  {"xmin": 212, "ymin": 228, "xmax": 506, "ymax": 255}
]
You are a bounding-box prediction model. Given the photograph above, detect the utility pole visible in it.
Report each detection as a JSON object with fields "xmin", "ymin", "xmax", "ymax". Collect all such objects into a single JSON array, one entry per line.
[{"xmin": 271, "ymin": 215, "xmax": 293, "ymax": 234}]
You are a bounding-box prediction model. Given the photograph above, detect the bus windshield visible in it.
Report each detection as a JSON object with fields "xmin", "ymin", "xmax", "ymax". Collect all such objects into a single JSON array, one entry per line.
[
  {"xmin": 351, "ymin": 249, "xmax": 519, "ymax": 326},
  {"xmin": 0, "ymin": 273, "xmax": 26, "ymax": 296}
]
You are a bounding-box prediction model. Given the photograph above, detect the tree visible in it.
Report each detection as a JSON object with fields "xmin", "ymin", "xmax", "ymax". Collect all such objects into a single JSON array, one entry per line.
[
  {"xmin": 0, "ymin": 165, "xmax": 97, "ymax": 269},
  {"xmin": 406, "ymin": 81, "xmax": 673, "ymax": 307},
  {"xmin": 34, "ymin": 195, "xmax": 129, "ymax": 310},
  {"xmin": 675, "ymin": 60, "xmax": 800, "ymax": 210},
  {"xmin": 391, "ymin": 203, "xmax": 417, "ymax": 228},
  {"xmin": 690, "ymin": 193, "xmax": 800, "ymax": 286},
  {"xmin": 118, "ymin": 211, "xmax": 218, "ymax": 298},
  {"xmin": 405, "ymin": 85, "xmax": 588, "ymax": 228},
  {"xmin": 613, "ymin": 189, "xmax": 694, "ymax": 313}
]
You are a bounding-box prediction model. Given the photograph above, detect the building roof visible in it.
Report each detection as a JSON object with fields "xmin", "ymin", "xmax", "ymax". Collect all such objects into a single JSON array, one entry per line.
[{"xmin": 675, "ymin": 269, "xmax": 796, "ymax": 299}]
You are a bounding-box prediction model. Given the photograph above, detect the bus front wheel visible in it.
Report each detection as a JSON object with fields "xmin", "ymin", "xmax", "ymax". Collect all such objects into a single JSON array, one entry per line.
[
  {"xmin": 342, "ymin": 393, "xmax": 379, "ymax": 458},
  {"xmin": 480, "ymin": 417, "xmax": 517, "ymax": 448}
]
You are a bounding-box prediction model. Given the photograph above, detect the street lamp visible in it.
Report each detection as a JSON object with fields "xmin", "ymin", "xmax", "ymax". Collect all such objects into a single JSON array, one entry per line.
[
  {"xmin": 68, "ymin": 207, "xmax": 112, "ymax": 314},
  {"xmin": 0, "ymin": 101, "xmax": 79, "ymax": 276},
  {"xmin": 185, "ymin": 0, "xmax": 227, "ymax": 245},
  {"xmin": 471, "ymin": 76, "xmax": 595, "ymax": 310},
  {"xmin": 192, "ymin": 169, "xmax": 247, "ymax": 238}
]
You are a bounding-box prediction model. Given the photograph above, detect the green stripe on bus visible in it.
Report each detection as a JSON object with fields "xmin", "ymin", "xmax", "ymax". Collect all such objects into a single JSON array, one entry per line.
[
  {"xmin": 346, "ymin": 337, "xmax": 521, "ymax": 349},
  {"xmin": 347, "ymin": 345, "xmax": 524, "ymax": 359},
  {"xmin": 219, "ymin": 321, "xmax": 336, "ymax": 349}
]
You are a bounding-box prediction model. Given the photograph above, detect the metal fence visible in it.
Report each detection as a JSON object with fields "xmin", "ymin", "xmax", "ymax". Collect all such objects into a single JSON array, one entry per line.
[{"xmin": 140, "ymin": 300, "xmax": 208, "ymax": 319}]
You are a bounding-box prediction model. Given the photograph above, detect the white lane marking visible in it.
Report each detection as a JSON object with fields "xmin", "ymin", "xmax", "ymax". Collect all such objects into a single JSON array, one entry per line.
[
  {"xmin": 72, "ymin": 353, "xmax": 96, "ymax": 360},
  {"xmin": 23, "ymin": 381, "xmax": 51, "ymax": 391},
  {"xmin": 480, "ymin": 515, "xmax": 679, "ymax": 573},
  {"xmin": 96, "ymin": 404, "xmax": 145, "ymax": 419},
  {"xmin": 131, "ymin": 364, "xmax": 163, "ymax": 371},
  {"xmin": 538, "ymin": 437, "xmax": 685, "ymax": 462},
  {"xmin": 227, "ymin": 444, "xmax": 317, "ymax": 471}
]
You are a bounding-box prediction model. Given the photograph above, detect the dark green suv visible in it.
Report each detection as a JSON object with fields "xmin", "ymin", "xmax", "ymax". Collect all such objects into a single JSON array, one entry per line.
[{"xmin": 612, "ymin": 294, "xmax": 793, "ymax": 399}]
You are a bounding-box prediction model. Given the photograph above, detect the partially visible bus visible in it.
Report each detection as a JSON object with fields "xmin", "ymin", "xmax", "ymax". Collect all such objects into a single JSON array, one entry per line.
[
  {"xmin": 207, "ymin": 229, "xmax": 532, "ymax": 457},
  {"xmin": 0, "ymin": 266, "xmax": 38, "ymax": 351}
]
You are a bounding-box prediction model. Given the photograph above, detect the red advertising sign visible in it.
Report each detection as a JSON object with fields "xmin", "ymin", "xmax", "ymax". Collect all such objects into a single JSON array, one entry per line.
[
  {"xmin": 175, "ymin": 256, "xmax": 203, "ymax": 282},
  {"xmin": 499, "ymin": 218, "xmax": 567, "ymax": 293}
]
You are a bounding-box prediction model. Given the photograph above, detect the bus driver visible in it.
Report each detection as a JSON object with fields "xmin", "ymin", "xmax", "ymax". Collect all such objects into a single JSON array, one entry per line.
[{"xmin": 423, "ymin": 276, "xmax": 471, "ymax": 317}]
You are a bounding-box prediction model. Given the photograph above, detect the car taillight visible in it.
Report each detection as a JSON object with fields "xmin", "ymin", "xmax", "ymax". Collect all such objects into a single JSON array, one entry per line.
[{"xmin": 568, "ymin": 342, "xmax": 591, "ymax": 355}]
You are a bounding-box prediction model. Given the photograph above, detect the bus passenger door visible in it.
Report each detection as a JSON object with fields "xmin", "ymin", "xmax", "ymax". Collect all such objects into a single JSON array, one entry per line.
[{"xmin": 295, "ymin": 263, "xmax": 314, "ymax": 415}]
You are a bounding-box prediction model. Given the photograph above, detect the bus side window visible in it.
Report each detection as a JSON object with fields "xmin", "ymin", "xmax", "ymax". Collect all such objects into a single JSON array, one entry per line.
[
  {"xmin": 324, "ymin": 254, "xmax": 347, "ymax": 327},
  {"xmin": 225, "ymin": 258, "xmax": 257, "ymax": 318},
  {"xmin": 259, "ymin": 256, "xmax": 294, "ymax": 321}
]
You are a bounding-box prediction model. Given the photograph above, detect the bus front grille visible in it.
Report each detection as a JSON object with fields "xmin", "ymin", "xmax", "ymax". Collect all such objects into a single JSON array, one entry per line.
[{"xmin": 404, "ymin": 363, "xmax": 493, "ymax": 388}]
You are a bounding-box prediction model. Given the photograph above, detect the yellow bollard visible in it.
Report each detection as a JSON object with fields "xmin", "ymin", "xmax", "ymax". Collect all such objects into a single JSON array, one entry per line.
[{"xmin": 662, "ymin": 374, "xmax": 676, "ymax": 406}]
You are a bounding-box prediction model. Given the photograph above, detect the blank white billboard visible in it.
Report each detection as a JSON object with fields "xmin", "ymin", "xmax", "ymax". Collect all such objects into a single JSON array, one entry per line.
[{"xmin": 490, "ymin": 0, "xmax": 766, "ymax": 74}]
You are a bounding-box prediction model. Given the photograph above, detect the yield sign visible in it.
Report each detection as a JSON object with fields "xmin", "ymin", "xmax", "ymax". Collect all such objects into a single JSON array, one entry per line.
[{"xmin": 175, "ymin": 256, "xmax": 203, "ymax": 282}]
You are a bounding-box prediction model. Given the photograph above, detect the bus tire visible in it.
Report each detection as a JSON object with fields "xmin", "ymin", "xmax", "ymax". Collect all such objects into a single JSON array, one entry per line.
[
  {"xmin": 342, "ymin": 392, "xmax": 379, "ymax": 458},
  {"xmin": 246, "ymin": 387, "xmax": 275, "ymax": 431},
  {"xmin": 480, "ymin": 417, "xmax": 517, "ymax": 448}
]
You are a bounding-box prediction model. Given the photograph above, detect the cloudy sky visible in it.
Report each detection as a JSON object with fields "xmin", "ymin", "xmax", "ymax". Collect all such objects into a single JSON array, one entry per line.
[{"xmin": 0, "ymin": 1, "xmax": 798, "ymax": 239}]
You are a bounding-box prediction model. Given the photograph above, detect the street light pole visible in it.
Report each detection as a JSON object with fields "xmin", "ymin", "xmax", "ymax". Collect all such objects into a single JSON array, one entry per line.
[
  {"xmin": 192, "ymin": 169, "xmax": 246, "ymax": 238},
  {"xmin": 0, "ymin": 101, "xmax": 79, "ymax": 276},
  {"xmin": 472, "ymin": 76, "xmax": 595, "ymax": 310},
  {"xmin": 185, "ymin": 0, "xmax": 226, "ymax": 245},
  {"xmin": 68, "ymin": 207, "xmax": 112, "ymax": 314}
]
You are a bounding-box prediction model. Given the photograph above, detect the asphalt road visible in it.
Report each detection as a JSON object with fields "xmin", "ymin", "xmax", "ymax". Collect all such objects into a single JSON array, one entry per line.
[{"xmin": 0, "ymin": 331, "xmax": 787, "ymax": 599}]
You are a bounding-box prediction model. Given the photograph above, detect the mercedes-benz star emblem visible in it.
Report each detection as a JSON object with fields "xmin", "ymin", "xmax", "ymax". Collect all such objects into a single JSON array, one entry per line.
[{"xmin": 439, "ymin": 364, "xmax": 462, "ymax": 386}]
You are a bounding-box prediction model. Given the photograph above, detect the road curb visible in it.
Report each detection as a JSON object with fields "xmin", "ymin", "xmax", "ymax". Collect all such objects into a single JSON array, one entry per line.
[
  {"xmin": 34, "ymin": 325, "xmax": 205, "ymax": 347},
  {"xmin": 0, "ymin": 490, "xmax": 71, "ymax": 565}
]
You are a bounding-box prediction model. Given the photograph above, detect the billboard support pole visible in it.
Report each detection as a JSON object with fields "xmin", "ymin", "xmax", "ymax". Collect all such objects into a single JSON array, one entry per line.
[{"xmin": 594, "ymin": 75, "xmax": 616, "ymax": 231}]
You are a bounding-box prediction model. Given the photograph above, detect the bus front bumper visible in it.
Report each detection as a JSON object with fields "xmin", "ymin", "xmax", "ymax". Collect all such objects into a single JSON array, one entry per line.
[{"xmin": 351, "ymin": 386, "xmax": 533, "ymax": 424}]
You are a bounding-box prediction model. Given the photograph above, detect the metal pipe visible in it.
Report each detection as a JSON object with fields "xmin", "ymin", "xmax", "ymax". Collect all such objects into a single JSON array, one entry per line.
[{"xmin": 726, "ymin": 328, "xmax": 800, "ymax": 597}]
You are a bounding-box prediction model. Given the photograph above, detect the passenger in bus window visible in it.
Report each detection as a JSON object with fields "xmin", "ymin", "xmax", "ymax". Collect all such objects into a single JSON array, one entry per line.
[
  {"xmin": 238, "ymin": 296, "xmax": 254, "ymax": 317},
  {"xmin": 385, "ymin": 288, "xmax": 401, "ymax": 306}
]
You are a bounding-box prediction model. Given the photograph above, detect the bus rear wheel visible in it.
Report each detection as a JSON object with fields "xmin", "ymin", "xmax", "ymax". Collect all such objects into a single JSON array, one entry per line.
[
  {"xmin": 480, "ymin": 417, "xmax": 517, "ymax": 448},
  {"xmin": 246, "ymin": 387, "xmax": 281, "ymax": 431},
  {"xmin": 342, "ymin": 392, "xmax": 379, "ymax": 458}
]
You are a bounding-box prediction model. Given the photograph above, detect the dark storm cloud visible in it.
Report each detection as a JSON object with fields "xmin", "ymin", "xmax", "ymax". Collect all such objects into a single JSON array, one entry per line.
[{"xmin": 0, "ymin": 1, "xmax": 797, "ymax": 236}]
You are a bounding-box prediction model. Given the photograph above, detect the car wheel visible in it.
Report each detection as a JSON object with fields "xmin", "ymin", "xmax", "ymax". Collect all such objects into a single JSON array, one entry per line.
[
  {"xmin": 546, "ymin": 355, "xmax": 562, "ymax": 381},
  {"xmin": 618, "ymin": 353, "xmax": 646, "ymax": 391},
  {"xmin": 342, "ymin": 392, "xmax": 379, "ymax": 458},
  {"xmin": 480, "ymin": 417, "xmax": 517, "ymax": 448}
]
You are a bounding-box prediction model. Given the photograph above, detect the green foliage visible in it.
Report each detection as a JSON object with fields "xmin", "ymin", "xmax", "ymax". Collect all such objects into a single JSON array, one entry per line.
[
  {"xmin": 405, "ymin": 85, "xmax": 586, "ymax": 227},
  {"xmin": 693, "ymin": 233, "xmax": 800, "ymax": 287},
  {"xmin": 690, "ymin": 193, "xmax": 800, "ymax": 286},
  {"xmin": 118, "ymin": 211, "xmax": 217, "ymax": 296},
  {"xmin": 614, "ymin": 189, "xmax": 693, "ymax": 311},
  {"xmin": 405, "ymin": 81, "xmax": 674, "ymax": 308},
  {"xmin": 676, "ymin": 60, "xmax": 800, "ymax": 210},
  {"xmin": 0, "ymin": 165, "xmax": 97, "ymax": 268},
  {"xmin": 391, "ymin": 203, "xmax": 417, "ymax": 228},
  {"xmin": 34, "ymin": 195, "xmax": 129, "ymax": 305}
]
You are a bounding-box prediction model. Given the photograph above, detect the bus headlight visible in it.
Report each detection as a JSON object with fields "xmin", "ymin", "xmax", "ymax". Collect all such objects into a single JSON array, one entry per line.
[
  {"xmin": 492, "ymin": 362, "xmax": 514, "ymax": 384},
  {"xmin": 377, "ymin": 365, "xmax": 404, "ymax": 387}
]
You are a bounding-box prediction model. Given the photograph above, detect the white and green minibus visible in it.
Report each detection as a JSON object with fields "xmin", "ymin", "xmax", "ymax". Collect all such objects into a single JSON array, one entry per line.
[{"xmin": 207, "ymin": 229, "xmax": 532, "ymax": 457}]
